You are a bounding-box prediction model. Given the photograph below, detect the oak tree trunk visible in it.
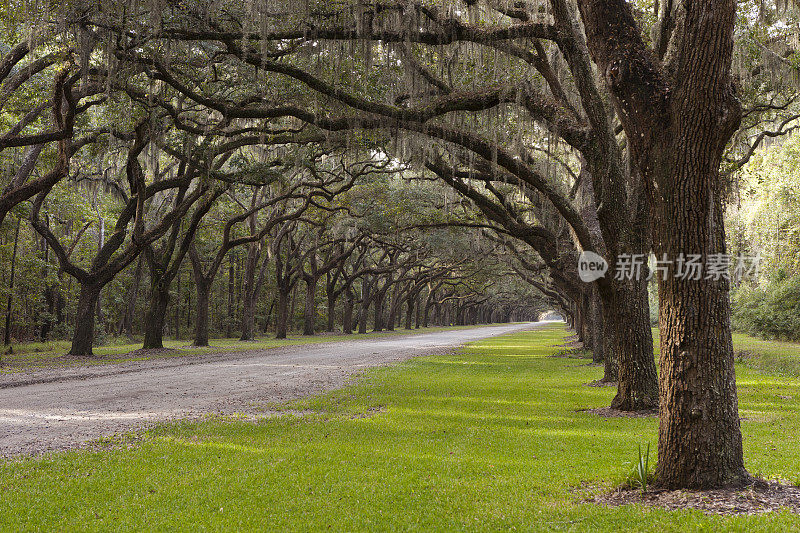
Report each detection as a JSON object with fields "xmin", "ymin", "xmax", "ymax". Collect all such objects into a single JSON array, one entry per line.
[
  {"xmin": 70, "ymin": 282, "xmax": 101, "ymax": 356},
  {"xmin": 303, "ymin": 277, "xmax": 317, "ymax": 336},
  {"xmin": 326, "ymin": 292, "xmax": 337, "ymax": 332},
  {"xmin": 142, "ymin": 282, "xmax": 170, "ymax": 349},
  {"xmin": 604, "ymin": 278, "xmax": 658, "ymax": 410},
  {"xmin": 239, "ymin": 247, "xmax": 258, "ymax": 341},
  {"xmin": 342, "ymin": 291, "xmax": 354, "ymax": 334},
  {"xmin": 577, "ymin": 0, "xmax": 747, "ymax": 488},
  {"xmin": 240, "ymin": 293, "xmax": 256, "ymax": 341},
  {"xmin": 275, "ymin": 286, "xmax": 290, "ymax": 339},
  {"xmin": 651, "ymin": 127, "xmax": 747, "ymax": 489},
  {"xmin": 193, "ymin": 280, "xmax": 211, "ymax": 347},
  {"xmin": 373, "ymin": 291, "xmax": 385, "ymax": 332}
]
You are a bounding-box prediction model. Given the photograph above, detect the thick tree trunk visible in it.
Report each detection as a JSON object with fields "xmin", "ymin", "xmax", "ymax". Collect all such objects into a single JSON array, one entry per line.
[
  {"xmin": 386, "ymin": 297, "xmax": 397, "ymax": 332},
  {"xmin": 574, "ymin": 298, "xmax": 585, "ymax": 344},
  {"xmin": 405, "ymin": 297, "xmax": 414, "ymax": 330},
  {"xmin": 603, "ymin": 279, "xmax": 658, "ymax": 410},
  {"xmin": 118, "ymin": 253, "xmax": 144, "ymax": 337},
  {"xmin": 303, "ymin": 277, "xmax": 317, "ymax": 336},
  {"xmin": 601, "ymin": 316, "xmax": 618, "ymax": 384},
  {"xmin": 423, "ymin": 294, "xmax": 434, "ymax": 328},
  {"xmin": 70, "ymin": 282, "xmax": 101, "ymax": 356},
  {"xmin": 193, "ymin": 281, "xmax": 211, "ymax": 347},
  {"xmin": 358, "ymin": 298, "xmax": 369, "ymax": 334},
  {"xmin": 651, "ymin": 133, "xmax": 747, "ymax": 489},
  {"xmin": 590, "ymin": 289, "xmax": 604, "ymax": 364},
  {"xmin": 239, "ymin": 245, "xmax": 258, "ymax": 341},
  {"xmin": 373, "ymin": 291, "xmax": 385, "ymax": 332},
  {"xmin": 357, "ymin": 277, "xmax": 370, "ymax": 334},
  {"xmin": 264, "ymin": 298, "xmax": 275, "ymax": 333},
  {"xmin": 142, "ymin": 283, "xmax": 170, "ymax": 349},
  {"xmin": 240, "ymin": 294, "xmax": 256, "ymax": 341},
  {"xmin": 3, "ymin": 217, "xmax": 20, "ymax": 346},
  {"xmin": 226, "ymin": 257, "xmax": 235, "ymax": 338},
  {"xmin": 326, "ymin": 292, "xmax": 337, "ymax": 332},
  {"xmin": 580, "ymin": 295, "xmax": 592, "ymax": 350},
  {"xmin": 342, "ymin": 291, "xmax": 354, "ymax": 334},
  {"xmin": 174, "ymin": 270, "xmax": 181, "ymax": 341},
  {"xmin": 275, "ymin": 287, "xmax": 290, "ymax": 339}
]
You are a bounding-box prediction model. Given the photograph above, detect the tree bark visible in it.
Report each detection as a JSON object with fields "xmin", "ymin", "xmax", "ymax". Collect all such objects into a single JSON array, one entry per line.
[
  {"xmin": 3, "ymin": 216, "xmax": 21, "ymax": 346},
  {"xmin": 193, "ymin": 280, "xmax": 211, "ymax": 347},
  {"xmin": 357, "ymin": 277, "xmax": 371, "ymax": 334},
  {"xmin": 326, "ymin": 292, "xmax": 337, "ymax": 332},
  {"xmin": 601, "ymin": 314, "xmax": 618, "ymax": 383},
  {"xmin": 119, "ymin": 255, "xmax": 144, "ymax": 337},
  {"xmin": 239, "ymin": 243, "xmax": 259, "ymax": 341},
  {"xmin": 275, "ymin": 286, "xmax": 290, "ymax": 339},
  {"xmin": 405, "ymin": 297, "xmax": 414, "ymax": 330},
  {"xmin": 226, "ymin": 255, "xmax": 235, "ymax": 338},
  {"xmin": 142, "ymin": 281, "xmax": 170, "ymax": 349},
  {"xmin": 386, "ymin": 296, "xmax": 397, "ymax": 331},
  {"xmin": 69, "ymin": 281, "xmax": 101, "ymax": 356},
  {"xmin": 303, "ymin": 276, "xmax": 317, "ymax": 336},
  {"xmin": 603, "ymin": 278, "xmax": 657, "ymax": 410},
  {"xmin": 342, "ymin": 290, "xmax": 354, "ymax": 334},
  {"xmin": 590, "ymin": 287, "xmax": 603, "ymax": 364},
  {"xmin": 373, "ymin": 290, "xmax": 385, "ymax": 332},
  {"xmin": 651, "ymin": 129, "xmax": 747, "ymax": 488},
  {"xmin": 175, "ymin": 270, "xmax": 182, "ymax": 340}
]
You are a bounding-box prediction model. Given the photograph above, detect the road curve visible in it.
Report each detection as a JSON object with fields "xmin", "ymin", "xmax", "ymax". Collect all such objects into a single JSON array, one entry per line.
[{"xmin": 0, "ymin": 322, "xmax": 543, "ymax": 457}]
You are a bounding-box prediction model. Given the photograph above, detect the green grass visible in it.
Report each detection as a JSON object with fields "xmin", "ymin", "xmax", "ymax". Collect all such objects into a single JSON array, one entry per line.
[
  {"xmin": 732, "ymin": 333, "xmax": 800, "ymax": 377},
  {"xmin": 0, "ymin": 324, "xmax": 490, "ymax": 374},
  {"xmin": 2, "ymin": 325, "xmax": 800, "ymax": 531}
]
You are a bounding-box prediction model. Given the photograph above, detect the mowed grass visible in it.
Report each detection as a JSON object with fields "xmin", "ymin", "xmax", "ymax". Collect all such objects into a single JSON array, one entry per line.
[{"xmin": 2, "ymin": 325, "xmax": 800, "ymax": 531}]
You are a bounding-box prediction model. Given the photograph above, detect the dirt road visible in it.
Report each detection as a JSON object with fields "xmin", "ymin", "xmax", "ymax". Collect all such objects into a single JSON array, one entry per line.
[{"xmin": 0, "ymin": 323, "xmax": 540, "ymax": 457}]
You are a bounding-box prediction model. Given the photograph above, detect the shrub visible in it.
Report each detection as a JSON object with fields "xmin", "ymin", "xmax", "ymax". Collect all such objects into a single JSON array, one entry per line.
[{"xmin": 732, "ymin": 275, "xmax": 800, "ymax": 342}]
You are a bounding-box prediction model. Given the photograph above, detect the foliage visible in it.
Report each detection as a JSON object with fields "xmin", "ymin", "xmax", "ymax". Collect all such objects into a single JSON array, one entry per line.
[
  {"xmin": 732, "ymin": 274, "xmax": 800, "ymax": 341},
  {"xmin": 627, "ymin": 443, "xmax": 652, "ymax": 492},
  {"xmin": 729, "ymin": 132, "xmax": 800, "ymax": 280}
]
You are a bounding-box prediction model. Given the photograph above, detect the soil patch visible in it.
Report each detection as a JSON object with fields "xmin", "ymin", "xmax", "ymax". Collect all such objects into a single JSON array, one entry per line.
[
  {"xmin": 593, "ymin": 479, "xmax": 800, "ymax": 516},
  {"xmin": 586, "ymin": 379, "xmax": 617, "ymax": 388},
  {"xmin": 578, "ymin": 407, "xmax": 658, "ymax": 418},
  {"xmin": 550, "ymin": 347, "xmax": 592, "ymax": 359}
]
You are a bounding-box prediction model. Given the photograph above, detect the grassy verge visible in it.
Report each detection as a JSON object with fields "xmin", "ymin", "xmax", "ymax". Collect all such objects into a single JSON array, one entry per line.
[
  {"xmin": 2, "ymin": 325, "xmax": 800, "ymax": 531},
  {"xmin": 732, "ymin": 333, "xmax": 800, "ymax": 377},
  {"xmin": 0, "ymin": 324, "xmax": 495, "ymax": 374}
]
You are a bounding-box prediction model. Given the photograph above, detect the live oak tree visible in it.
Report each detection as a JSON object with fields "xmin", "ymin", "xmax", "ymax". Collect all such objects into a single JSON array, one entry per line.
[
  {"xmin": 30, "ymin": 124, "xmax": 211, "ymax": 355},
  {"xmin": 575, "ymin": 0, "xmax": 749, "ymax": 488}
]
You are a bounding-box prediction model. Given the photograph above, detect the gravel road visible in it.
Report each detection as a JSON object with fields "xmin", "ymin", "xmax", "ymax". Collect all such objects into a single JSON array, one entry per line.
[{"xmin": 0, "ymin": 323, "xmax": 541, "ymax": 457}]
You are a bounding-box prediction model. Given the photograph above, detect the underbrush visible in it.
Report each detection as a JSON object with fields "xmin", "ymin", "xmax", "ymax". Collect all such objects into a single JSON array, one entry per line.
[{"xmin": 732, "ymin": 275, "xmax": 800, "ymax": 342}]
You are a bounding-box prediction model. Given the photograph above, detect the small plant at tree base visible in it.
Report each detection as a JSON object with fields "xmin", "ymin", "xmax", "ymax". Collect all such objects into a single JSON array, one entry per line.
[{"xmin": 627, "ymin": 443, "xmax": 651, "ymax": 492}]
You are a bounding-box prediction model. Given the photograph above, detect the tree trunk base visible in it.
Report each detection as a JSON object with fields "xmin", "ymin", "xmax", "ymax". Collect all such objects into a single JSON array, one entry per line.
[
  {"xmin": 654, "ymin": 470, "xmax": 752, "ymax": 491},
  {"xmin": 610, "ymin": 392, "xmax": 658, "ymax": 412}
]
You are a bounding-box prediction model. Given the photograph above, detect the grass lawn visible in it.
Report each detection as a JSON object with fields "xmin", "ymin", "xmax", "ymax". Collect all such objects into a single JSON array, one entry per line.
[{"xmin": 2, "ymin": 324, "xmax": 800, "ymax": 531}]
